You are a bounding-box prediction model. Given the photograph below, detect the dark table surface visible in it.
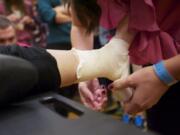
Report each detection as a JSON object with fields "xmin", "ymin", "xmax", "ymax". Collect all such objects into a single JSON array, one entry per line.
[{"xmin": 0, "ymin": 93, "xmax": 158, "ymax": 135}]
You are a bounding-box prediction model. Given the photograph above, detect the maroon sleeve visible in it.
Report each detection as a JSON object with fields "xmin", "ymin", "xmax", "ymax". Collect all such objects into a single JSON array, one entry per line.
[{"xmin": 128, "ymin": 0, "xmax": 180, "ymax": 65}]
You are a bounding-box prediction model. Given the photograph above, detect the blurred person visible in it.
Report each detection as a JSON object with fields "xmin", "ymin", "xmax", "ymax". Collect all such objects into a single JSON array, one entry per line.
[
  {"xmin": 0, "ymin": 16, "xmax": 16, "ymax": 45},
  {"xmin": 4, "ymin": 0, "xmax": 34, "ymax": 45},
  {"xmin": 25, "ymin": 0, "xmax": 48, "ymax": 48},
  {"xmin": 0, "ymin": 15, "xmax": 30, "ymax": 47},
  {"xmin": 37, "ymin": 0, "xmax": 71, "ymax": 50},
  {"xmin": 2, "ymin": 0, "xmax": 46, "ymax": 47},
  {"xmin": 65, "ymin": 1, "xmax": 180, "ymax": 135}
]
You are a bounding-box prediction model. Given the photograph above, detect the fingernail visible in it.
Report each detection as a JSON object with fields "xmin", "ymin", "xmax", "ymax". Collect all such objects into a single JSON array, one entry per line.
[
  {"xmin": 101, "ymin": 90, "xmax": 106, "ymax": 95},
  {"xmin": 100, "ymin": 85, "xmax": 106, "ymax": 89},
  {"xmin": 97, "ymin": 93, "xmax": 101, "ymax": 98},
  {"xmin": 108, "ymin": 84, "xmax": 113, "ymax": 90}
]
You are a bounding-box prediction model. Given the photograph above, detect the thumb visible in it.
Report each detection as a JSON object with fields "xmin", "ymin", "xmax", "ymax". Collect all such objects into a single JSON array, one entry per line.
[
  {"xmin": 109, "ymin": 78, "xmax": 131, "ymax": 91},
  {"xmin": 92, "ymin": 78, "xmax": 101, "ymax": 90},
  {"xmin": 109, "ymin": 78, "xmax": 134, "ymax": 102},
  {"xmin": 79, "ymin": 83, "xmax": 94, "ymax": 101}
]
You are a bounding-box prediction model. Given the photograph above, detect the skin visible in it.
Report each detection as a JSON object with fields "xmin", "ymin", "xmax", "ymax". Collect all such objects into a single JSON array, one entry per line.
[
  {"xmin": 78, "ymin": 79, "xmax": 107, "ymax": 111},
  {"xmin": 70, "ymin": 1, "xmax": 179, "ymax": 115},
  {"xmin": 0, "ymin": 26, "xmax": 17, "ymax": 46},
  {"xmin": 110, "ymin": 55, "xmax": 180, "ymax": 114},
  {"xmin": 71, "ymin": 15, "xmax": 135, "ymax": 110},
  {"xmin": 69, "ymin": 2, "xmax": 135, "ymax": 110},
  {"xmin": 53, "ymin": 5, "xmax": 71, "ymax": 24}
]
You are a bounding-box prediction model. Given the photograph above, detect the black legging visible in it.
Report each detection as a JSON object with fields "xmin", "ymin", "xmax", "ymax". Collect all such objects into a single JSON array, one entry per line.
[
  {"xmin": 0, "ymin": 54, "xmax": 37, "ymax": 105},
  {"xmin": 0, "ymin": 45, "xmax": 61, "ymax": 106}
]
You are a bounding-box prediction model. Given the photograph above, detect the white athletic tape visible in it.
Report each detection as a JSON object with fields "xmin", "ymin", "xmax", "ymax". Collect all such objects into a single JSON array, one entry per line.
[{"xmin": 73, "ymin": 38, "xmax": 132, "ymax": 101}]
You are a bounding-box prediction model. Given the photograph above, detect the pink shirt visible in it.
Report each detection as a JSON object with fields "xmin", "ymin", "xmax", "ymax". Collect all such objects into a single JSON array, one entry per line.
[
  {"xmin": 0, "ymin": 1, "xmax": 5, "ymax": 14},
  {"xmin": 97, "ymin": 0, "xmax": 180, "ymax": 65},
  {"xmin": 17, "ymin": 42, "xmax": 31, "ymax": 47}
]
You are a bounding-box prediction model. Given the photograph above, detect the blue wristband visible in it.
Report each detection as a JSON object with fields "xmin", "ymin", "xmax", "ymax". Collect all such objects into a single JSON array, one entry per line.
[{"xmin": 153, "ymin": 61, "xmax": 177, "ymax": 86}]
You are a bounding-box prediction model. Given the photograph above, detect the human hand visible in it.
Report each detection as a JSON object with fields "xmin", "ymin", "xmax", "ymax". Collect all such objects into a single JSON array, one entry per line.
[
  {"xmin": 110, "ymin": 66, "xmax": 169, "ymax": 114},
  {"xmin": 78, "ymin": 79, "xmax": 107, "ymax": 111},
  {"xmin": 20, "ymin": 16, "xmax": 34, "ymax": 24},
  {"xmin": 54, "ymin": 5, "xmax": 69, "ymax": 15},
  {"xmin": 7, "ymin": 14, "xmax": 20, "ymax": 22},
  {"xmin": 54, "ymin": 6, "xmax": 62, "ymax": 13},
  {"xmin": 53, "ymin": 5, "xmax": 71, "ymax": 23}
]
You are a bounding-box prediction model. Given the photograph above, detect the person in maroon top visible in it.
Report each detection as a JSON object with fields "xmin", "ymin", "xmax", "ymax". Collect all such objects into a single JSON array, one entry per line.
[{"xmin": 67, "ymin": 0, "xmax": 180, "ymax": 134}]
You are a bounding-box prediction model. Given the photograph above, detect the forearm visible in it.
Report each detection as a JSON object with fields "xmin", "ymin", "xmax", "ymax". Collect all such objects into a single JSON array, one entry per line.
[
  {"xmin": 71, "ymin": 25, "xmax": 94, "ymax": 50},
  {"xmin": 164, "ymin": 55, "xmax": 180, "ymax": 80},
  {"xmin": 37, "ymin": 0, "xmax": 56, "ymax": 23},
  {"xmin": 55, "ymin": 13, "xmax": 71, "ymax": 23},
  {"xmin": 53, "ymin": 6, "xmax": 71, "ymax": 24},
  {"xmin": 114, "ymin": 17, "xmax": 136, "ymax": 45}
]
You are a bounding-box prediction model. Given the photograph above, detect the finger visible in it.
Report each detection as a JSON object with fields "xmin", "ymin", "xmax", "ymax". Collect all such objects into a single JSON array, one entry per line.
[
  {"xmin": 92, "ymin": 78, "xmax": 101, "ymax": 91},
  {"xmin": 100, "ymin": 85, "xmax": 106, "ymax": 89},
  {"xmin": 93, "ymin": 101, "xmax": 104, "ymax": 111},
  {"xmin": 82, "ymin": 92, "xmax": 98, "ymax": 110},
  {"xmin": 95, "ymin": 95, "xmax": 108, "ymax": 111},
  {"xmin": 121, "ymin": 88, "xmax": 134, "ymax": 102},
  {"xmin": 124, "ymin": 96, "xmax": 149, "ymax": 114},
  {"xmin": 94, "ymin": 88, "xmax": 107, "ymax": 102},
  {"xmin": 109, "ymin": 78, "xmax": 133, "ymax": 91},
  {"xmin": 80, "ymin": 87, "xmax": 107, "ymax": 110},
  {"xmin": 93, "ymin": 95, "xmax": 107, "ymax": 111},
  {"xmin": 84, "ymin": 97, "xmax": 96, "ymax": 109},
  {"xmin": 79, "ymin": 85, "xmax": 94, "ymax": 101},
  {"xmin": 124, "ymin": 101, "xmax": 142, "ymax": 115},
  {"xmin": 103, "ymin": 96, "xmax": 108, "ymax": 102},
  {"xmin": 84, "ymin": 100, "xmax": 96, "ymax": 110}
]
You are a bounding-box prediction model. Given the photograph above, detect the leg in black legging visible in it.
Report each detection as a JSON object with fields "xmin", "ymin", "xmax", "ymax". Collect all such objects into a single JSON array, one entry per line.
[{"xmin": 0, "ymin": 55, "xmax": 38, "ymax": 106}]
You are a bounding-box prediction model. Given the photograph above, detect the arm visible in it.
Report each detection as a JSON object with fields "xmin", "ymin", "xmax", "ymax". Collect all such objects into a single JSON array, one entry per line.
[
  {"xmin": 110, "ymin": 55, "xmax": 180, "ymax": 114},
  {"xmin": 53, "ymin": 5, "xmax": 71, "ymax": 23},
  {"xmin": 38, "ymin": 0, "xmax": 70, "ymax": 24},
  {"xmin": 71, "ymin": 25, "xmax": 94, "ymax": 49},
  {"xmin": 114, "ymin": 17, "xmax": 136, "ymax": 45},
  {"xmin": 164, "ymin": 55, "xmax": 180, "ymax": 80},
  {"xmin": 37, "ymin": 0, "xmax": 56, "ymax": 23},
  {"xmin": 70, "ymin": 6, "xmax": 94, "ymax": 50}
]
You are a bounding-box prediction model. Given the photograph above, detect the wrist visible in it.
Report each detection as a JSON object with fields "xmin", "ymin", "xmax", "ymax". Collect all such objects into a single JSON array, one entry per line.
[
  {"xmin": 164, "ymin": 55, "xmax": 180, "ymax": 81},
  {"xmin": 153, "ymin": 61, "xmax": 178, "ymax": 86}
]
